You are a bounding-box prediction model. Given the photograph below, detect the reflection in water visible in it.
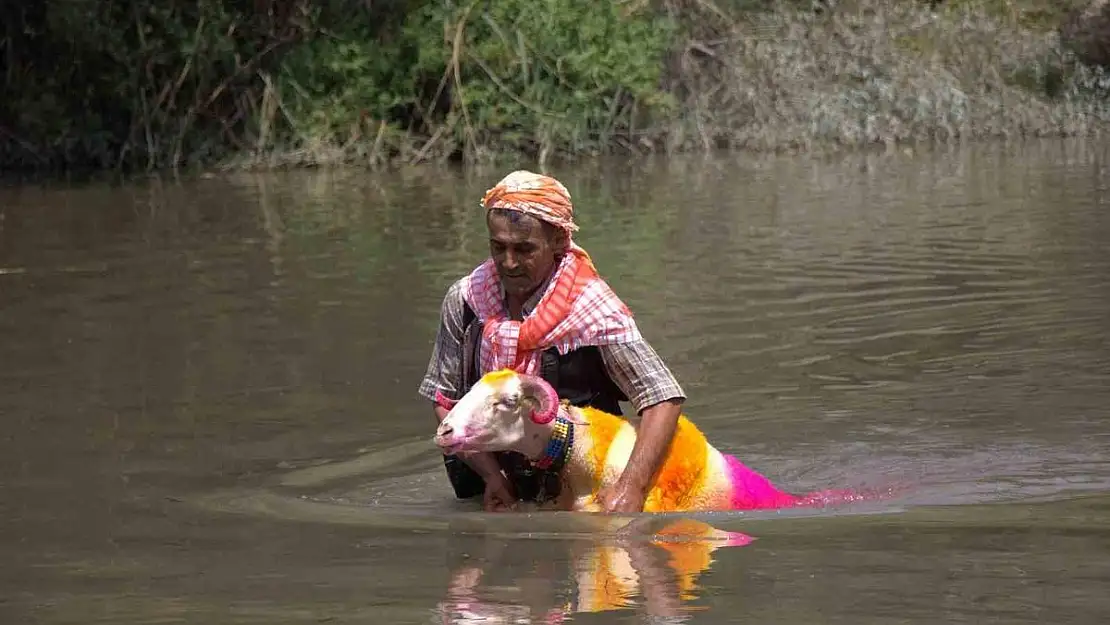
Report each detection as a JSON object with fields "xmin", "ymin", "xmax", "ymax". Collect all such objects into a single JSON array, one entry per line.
[{"xmin": 437, "ymin": 518, "xmax": 752, "ymax": 624}]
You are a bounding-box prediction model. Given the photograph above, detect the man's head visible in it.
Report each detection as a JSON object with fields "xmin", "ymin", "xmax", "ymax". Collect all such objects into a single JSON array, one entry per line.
[
  {"xmin": 486, "ymin": 209, "xmax": 567, "ymax": 299},
  {"xmin": 481, "ymin": 171, "xmax": 578, "ymax": 299},
  {"xmin": 433, "ymin": 369, "xmax": 585, "ymax": 458}
]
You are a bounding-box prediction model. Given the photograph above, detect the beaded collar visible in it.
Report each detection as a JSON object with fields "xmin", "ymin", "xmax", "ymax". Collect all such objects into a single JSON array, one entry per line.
[{"xmin": 531, "ymin": 410, "xmax": 575, "ymax": 472}]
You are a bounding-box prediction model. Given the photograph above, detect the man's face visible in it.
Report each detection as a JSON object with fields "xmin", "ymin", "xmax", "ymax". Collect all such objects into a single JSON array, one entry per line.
[{"xmin": 487, "ymin": 210, "xmax": 564, "ymax": 300}]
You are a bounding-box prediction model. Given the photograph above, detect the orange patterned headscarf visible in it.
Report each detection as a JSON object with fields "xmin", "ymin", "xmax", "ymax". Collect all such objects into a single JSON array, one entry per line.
[{"xmin": 481, "ymin": 170, "xmax": 580, "ymax": 233}]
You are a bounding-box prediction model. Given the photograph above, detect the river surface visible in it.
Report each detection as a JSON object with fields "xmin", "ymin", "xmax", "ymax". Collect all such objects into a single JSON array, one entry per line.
[{"xmin": 2, "ymin": 139, "xmax": 1109, "ymax": 624}]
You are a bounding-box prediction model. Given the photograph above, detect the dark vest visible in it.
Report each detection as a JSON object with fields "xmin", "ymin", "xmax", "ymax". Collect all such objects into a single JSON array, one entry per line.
[{"xmin": 459, "ymin": 302, "xmax": 628, "ymax": 414}]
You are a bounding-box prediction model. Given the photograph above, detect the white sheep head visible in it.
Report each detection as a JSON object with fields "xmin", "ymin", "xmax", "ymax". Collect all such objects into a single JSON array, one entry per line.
[{"xmin": 433, "ymin": 369, "xmax": 586, "ymax": 458}]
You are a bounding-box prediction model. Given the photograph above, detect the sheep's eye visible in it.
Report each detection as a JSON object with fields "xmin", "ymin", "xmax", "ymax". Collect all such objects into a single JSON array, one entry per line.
[{"xmin": 495, "ymin": 396, "xmax": 518, "ymax": 409}]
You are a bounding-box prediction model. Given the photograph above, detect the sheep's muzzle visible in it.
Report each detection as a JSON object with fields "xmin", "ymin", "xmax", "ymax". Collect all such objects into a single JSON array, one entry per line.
[{"xmin": 434, "ymin": 421, "xmax": 465, "ymax": 455}]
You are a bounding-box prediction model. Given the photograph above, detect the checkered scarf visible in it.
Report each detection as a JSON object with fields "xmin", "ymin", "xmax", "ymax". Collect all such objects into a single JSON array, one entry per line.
[{"xmin": 463, "ymin": 242, "xmax": 642, "ymax": 376}]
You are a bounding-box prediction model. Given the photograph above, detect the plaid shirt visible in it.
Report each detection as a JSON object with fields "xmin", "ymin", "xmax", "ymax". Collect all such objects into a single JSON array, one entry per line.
[{"xmin": 418, "ymin": 276, "xmax": 687, "ymax": 414}]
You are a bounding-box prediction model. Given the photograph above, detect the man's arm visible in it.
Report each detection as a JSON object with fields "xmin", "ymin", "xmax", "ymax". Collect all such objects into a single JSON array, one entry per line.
[
  {"xmin": 417, "ymin": 279, "xmax": 468, "ymax": 406},
  {"xmin": 418, "ymin": 279, "xmax": 504, "ymax": 482},
  {"xmin": 598, "ymin": 339, "xmax": 687, "ymax": 512},
  {"xmin": 613, "ymin": 398, "xmax": 683, "ymax": 500}
]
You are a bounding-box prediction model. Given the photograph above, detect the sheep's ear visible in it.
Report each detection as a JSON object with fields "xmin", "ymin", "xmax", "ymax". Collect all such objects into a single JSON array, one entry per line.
[{"xmin": 519, "ymin": 392, "xmax": 542, "ymax": 414}]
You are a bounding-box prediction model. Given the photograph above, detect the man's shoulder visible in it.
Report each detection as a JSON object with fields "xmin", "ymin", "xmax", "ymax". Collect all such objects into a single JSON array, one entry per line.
[
  {"xmin": 443, "ymin": 275, "xmax": 469, "ymax": 301},
  {"xmin": 438, "ymin": 275, "xmax": 474, "ymax": 324},
  {"xmin": 581, "ymin": 274, "xmax": 637, "ymax": 316},
  {"xmin": 585, "ymin": 271, "xmax": 627, "ymax": 297}
]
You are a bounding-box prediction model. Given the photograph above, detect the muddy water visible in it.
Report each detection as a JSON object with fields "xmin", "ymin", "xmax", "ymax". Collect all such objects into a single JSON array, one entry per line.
[{"xmin": 2, "ymin": 139, "xmax": 1109, "ymax": 624}]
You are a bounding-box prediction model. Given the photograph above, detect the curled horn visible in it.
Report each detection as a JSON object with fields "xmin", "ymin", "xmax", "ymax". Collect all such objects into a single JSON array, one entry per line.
[{"xmin": 519, "ymin": 374, "xmax": 559, "ymax": 424}]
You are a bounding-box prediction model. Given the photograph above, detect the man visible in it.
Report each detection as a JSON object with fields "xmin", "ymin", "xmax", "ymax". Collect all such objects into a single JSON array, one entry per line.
[{"xmin": 417, "ymin": 170, "xmax": 686, "ymax": 513}]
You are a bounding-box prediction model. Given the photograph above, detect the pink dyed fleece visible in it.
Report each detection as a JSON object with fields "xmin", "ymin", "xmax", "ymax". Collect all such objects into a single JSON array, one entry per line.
[{"xmin": 724, "ymin": 454, "xmax": 868, "ymax": 510}]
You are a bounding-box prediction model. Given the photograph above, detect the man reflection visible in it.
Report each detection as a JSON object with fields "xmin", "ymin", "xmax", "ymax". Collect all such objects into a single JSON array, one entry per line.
[{"xmin": 436, "ymin": 518, "xmax": 753, "ymax": 624}]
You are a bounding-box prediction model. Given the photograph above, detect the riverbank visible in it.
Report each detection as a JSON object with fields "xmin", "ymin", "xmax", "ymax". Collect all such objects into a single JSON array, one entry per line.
[{"xmin": 2, "ymin": 0, "xmax": 1108, "ymax": 175}]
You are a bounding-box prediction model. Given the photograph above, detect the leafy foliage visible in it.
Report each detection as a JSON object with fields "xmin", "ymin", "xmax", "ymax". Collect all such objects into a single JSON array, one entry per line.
[{"xmin": 0, "ymin": 0, "xmax": 674, "ymax": 172}]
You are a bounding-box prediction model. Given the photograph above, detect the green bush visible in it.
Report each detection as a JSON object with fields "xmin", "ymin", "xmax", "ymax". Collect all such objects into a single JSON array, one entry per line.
[
  {"xmin": 268, "ymin": 0, "xmax": 676, "ymax": 165},
  {"xmin": 2, "ymin": 0, "xmax": 328, "ymax": 171}
]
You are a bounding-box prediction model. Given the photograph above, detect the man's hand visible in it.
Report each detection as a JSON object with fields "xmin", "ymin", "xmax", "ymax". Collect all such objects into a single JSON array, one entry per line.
[
  {"xmin": 595, "ymin": 482, "xmax": 647, "ymax": 514},
  {"xmin": 482, "ymin": 471, "xmax": 517, "ymax": 512}
]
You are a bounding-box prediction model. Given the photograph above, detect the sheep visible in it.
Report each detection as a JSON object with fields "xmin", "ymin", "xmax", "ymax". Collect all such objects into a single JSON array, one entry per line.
[{"xmin": 433, "ymin": 369, "xmax": 862, "ymax": 513}]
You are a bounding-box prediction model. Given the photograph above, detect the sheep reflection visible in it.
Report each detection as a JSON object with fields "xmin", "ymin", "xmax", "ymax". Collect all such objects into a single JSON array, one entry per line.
[{"xmin": 437, "ymin": 517, "xmax": 753, "ymax": 624}]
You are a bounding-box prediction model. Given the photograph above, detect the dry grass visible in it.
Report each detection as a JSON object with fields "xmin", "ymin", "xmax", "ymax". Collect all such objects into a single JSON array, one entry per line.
[{"xmin": 661, "ymin": 0, "xmax": 1110, "ymax": 154}]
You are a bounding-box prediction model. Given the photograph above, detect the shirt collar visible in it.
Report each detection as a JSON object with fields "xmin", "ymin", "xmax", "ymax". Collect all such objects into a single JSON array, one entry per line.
[{"xmin": 499, "ymin": 271, "xmax": 554, "ymax": 319}]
